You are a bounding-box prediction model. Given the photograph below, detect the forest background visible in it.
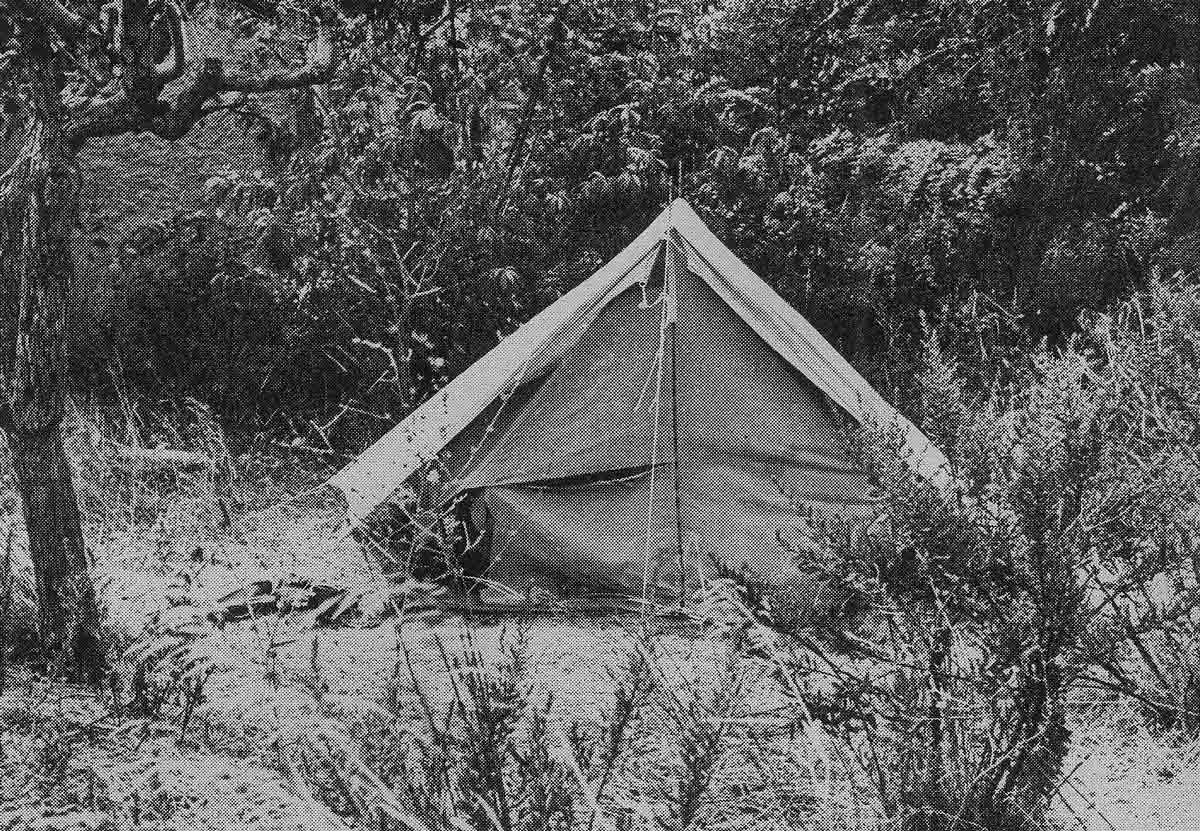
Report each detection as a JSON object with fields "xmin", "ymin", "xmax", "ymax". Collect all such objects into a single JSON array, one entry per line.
[
  {"xmin": 6, "ymin": 1, "xmax": 1200, "ymax": 828},
  {"xmin": 34, "ymin": 0, "xmax": 1187, "ymax": 449}
]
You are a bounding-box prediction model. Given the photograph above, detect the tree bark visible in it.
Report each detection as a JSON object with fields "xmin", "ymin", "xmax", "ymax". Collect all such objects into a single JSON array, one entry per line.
[
  {"xmin": 10, "ymin": 429, "xmax": 105, "ymax": 681},
  {"xmin": 0, "ymin": 1, "xmax": 336, "ymax": 684},
  {"xmin": 0, "ymin": 26, "xmax": 106, "ymax": 682}
]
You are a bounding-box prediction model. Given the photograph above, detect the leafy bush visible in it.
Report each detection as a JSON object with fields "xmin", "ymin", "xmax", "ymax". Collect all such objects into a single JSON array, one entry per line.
[
  {"xmin": 752, "ymin": 279, "xmax": 1200, "ymax": 829},
  {"xmin": 53, "ymin": 0, "xmax": 1200, "ymax": 458},
  {"xmin": 289, "ymin": 625, "xmax": 596, "ymax": 831}
]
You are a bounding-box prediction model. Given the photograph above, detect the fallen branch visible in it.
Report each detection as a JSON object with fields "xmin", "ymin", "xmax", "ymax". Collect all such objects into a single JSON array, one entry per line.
[
  {"xmin": 215, "ymin": 576, "xmax": 694, "ymax": 624},
  {"xmin": 103, "ymin": 439, "xmax": 215, "ymax": 471}
]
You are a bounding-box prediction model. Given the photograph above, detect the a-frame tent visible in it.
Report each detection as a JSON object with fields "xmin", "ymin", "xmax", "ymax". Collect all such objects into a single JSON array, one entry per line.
[{"xmin": 329, "ymin": 199, "xmax": 947, "ymax": 603}]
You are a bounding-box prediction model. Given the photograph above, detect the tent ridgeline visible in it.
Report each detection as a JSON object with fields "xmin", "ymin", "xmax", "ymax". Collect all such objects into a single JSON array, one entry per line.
[{"xmin": 328, "ymin": 199, "xmax": 948, "ymax": 526}]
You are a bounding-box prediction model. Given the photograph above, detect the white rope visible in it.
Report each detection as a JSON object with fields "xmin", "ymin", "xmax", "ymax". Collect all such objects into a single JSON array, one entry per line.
[
  {"xmin": 642, "ymin": 238, "xmax": 674, "ymax": 607},
  {"xmin": 634, "ymin": 265, "xmax": 669, "ymax": 415}
]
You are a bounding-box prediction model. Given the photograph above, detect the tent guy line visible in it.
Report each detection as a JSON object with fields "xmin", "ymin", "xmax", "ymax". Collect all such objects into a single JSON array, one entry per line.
[{"xmin": 326, "ymin": 199, "xmax": 949, "ymax": 607}]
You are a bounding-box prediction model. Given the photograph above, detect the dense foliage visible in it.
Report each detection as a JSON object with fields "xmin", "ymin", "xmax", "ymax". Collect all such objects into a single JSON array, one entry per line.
[
  {"xmin": 88, "ymin": 0, "xmax": 1196, "ymax": 448},
  {"xmin": 5, "ymin": 0, "xmax": 1200, "ymax": 824},
  {"xmin": 731, "ymin": 277, "xmax": 1200, "ymax": 828}
]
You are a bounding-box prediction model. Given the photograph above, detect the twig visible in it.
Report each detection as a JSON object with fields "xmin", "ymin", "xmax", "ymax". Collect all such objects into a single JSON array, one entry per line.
[
  {"xmin": 0, "ymin": 528, "xmax": 13, "ymax": 696},
  {"xmin": 493, "ymin": 0, "xmax": 565, "ymax": 220}
]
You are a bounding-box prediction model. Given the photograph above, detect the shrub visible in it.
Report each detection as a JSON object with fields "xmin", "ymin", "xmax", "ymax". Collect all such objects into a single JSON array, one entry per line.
[
  {"xmin": 286, "ymin": 623, "xmax": 584, "ymax": 831},
  {"xmin": 759, "ymin": 284, "xmax": 1200, "ymax": 829}
]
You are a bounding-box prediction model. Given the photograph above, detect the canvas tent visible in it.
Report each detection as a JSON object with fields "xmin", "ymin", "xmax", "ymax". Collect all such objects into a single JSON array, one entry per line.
[{"xmin": 329, "ymin": 199, "xmax": 947, "ymax": 605}]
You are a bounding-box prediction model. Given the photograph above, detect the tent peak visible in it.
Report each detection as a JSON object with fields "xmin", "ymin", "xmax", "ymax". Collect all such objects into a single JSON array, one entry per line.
[
  {"xmin": 328, "ymin": 199, "xmax": 949, "ymax": 524},
  {"xmin": 664, "ymin": 197, "xmax": 697, "ymax": 224}
]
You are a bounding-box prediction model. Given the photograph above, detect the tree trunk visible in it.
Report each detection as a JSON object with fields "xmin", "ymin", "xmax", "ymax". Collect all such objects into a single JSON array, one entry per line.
[
  {"xmin": 10, "ymin": 429, "xmax": 105, "ymax": 681},
  {"xmin": 0, "ymin": 27, "xmax": 106, "ymax": 682}
]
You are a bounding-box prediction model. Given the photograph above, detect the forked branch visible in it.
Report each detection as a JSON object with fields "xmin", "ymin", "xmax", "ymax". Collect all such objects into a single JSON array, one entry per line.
[
  {"xmin": 114, "ymin": 0, "xmax": 188, "ymax": 105},
  {"xmin": 151, "ymin": 0, "xmax": 186, "ymax": 83},
  {"xmin": 64, "ymin": 4, "xmax": 338, "ymax": 148},
  {"xmin": 9, "ymin": 0, "xmax": 96, "ymax": 43},
  {"xmin": 8, "ymin": 0, "xmax": 336, "ymax": 148}
]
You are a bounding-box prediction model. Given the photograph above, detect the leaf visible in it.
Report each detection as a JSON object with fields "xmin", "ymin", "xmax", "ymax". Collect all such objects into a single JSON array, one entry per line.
[
  {"xmin": 470, "ymin": 794, "xmax": 506, "ymax": 831},
  {"xmin": 313, "ymin": 591, "xmax": 348, "ymax": 620},
  {"xmin": 377, "ymin": 804, "xmax": 434, "ymax": 831}
]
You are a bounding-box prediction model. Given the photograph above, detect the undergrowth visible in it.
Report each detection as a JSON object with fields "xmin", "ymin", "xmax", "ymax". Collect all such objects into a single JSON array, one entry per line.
[{"xmin": 9, "ymin": 280, "xmax": 1200, "ymax": 831}]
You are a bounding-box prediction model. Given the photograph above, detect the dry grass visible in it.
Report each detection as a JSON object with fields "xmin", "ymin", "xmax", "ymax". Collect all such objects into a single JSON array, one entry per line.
[{"xmin": 0, "ymin": 393, "xmax": 1193, "ymax": 831}]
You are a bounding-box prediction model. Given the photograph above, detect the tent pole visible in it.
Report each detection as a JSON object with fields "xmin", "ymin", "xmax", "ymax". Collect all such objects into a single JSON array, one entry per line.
[{"xmin": 667, "ymin": 238, "xmax": 686, "ymax": 605}]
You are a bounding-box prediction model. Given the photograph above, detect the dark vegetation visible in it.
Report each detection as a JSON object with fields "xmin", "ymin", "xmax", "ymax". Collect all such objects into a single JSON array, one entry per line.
[
  {"xmin": 5, "ymin": 0, "xmax": 1200, "ymax": 828},
  {"xmin": 65, "ymin": 0, "xmax": 1200, "ymax": 446}
]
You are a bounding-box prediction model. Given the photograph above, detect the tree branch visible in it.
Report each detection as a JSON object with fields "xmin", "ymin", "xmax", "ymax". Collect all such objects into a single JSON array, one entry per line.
[
  {"xmin": 65, "ymin": 9, "xmax": 337, "ymax": 148},
  {"xmin": 151, "ymin": 0, "xmax": 186, "ymax": 83},
  {"xmin": 494, "ymin": 0, "xmax": 565, "ymax": 219},
  {"xmin": 199, "ymin": 90, "xmax": 246, "ymax": 116},
  {"xmin": 215, "ymin": 15, "xmax": 334, "ymax": 92},
  {"xmin": 10, "ymin": 0, "xmax": 101, "ymax": 44},
  {"xmin": 117, "ymin": 0, "xmax": 187, "ymax": 108}
]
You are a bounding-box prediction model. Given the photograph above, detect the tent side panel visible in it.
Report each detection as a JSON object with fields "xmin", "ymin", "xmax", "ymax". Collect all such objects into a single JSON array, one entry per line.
[
  {"xmin": 670, "ymin": 201, "xmax": 948, "ymax": 482},
  {"xmin": 478, "ymin": 473, "xmax": 681, "ymax": 601},
  {"xmin": 472, "ymin": 464, "xmax": 876, "ymax": 602},
  {"xmin": 464, "ymin": 263, "xmax": 884, "ymax": 603},
  {"xmin": 456, "ymin": 279, "xmax": 666, "ymax": 491},
  {"xmin": 329, "ymin": 240, "xmax": 664, "ymax": 521},
  {"xmin": 673, "ymin": 257, "xmax": 878, "ymax": 503}
]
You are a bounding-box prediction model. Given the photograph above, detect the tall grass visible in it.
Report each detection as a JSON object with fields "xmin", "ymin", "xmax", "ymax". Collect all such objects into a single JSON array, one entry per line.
[
  {"xmin": 11, "ymin": 281, "xmax": 1200, "ymax": 830},
  {"xmin": 754, "ymin": 276, "xmax": 1200, "ymax": 830},
  {"xmin": 101, "ymin": 271, "xmax": 1200, "ymax": 828}
]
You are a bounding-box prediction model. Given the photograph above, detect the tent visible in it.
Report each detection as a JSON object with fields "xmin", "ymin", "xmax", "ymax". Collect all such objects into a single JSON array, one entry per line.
[{"xmin": 328, "ymin": 199, "xmax": 947, "ymax": 606}]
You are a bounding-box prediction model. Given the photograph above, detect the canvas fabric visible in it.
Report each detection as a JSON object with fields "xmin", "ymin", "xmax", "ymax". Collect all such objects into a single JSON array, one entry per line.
[
  {"xmin": 329, "ymin": 200, "xmax": 947, "ymax": 604},
  {"xmin": 453, "ymin": 269, "xmax": 664, "ymax": 490},
  {"xmin": 455, "ymin": 245, "xmax": 878, "ymax": 601},
  {"xmin": 329, "ymin": 219, "xmax": 670, "ymax": 521}
]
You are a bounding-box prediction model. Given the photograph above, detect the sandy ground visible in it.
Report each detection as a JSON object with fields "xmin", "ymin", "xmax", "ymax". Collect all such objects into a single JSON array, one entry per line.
[
  {"xmin": 15, "ymin": 528, "xmax": 1200, "ymax": 831},
  {"xmin": 185, "ymin": 612, "xmax": 784, "ymax": 752},
  {"xmin": 8, "ymin": 612, "xmax": 1200, "ymax": 831},
  {"xmin": 1055, "ymin": 706, "xmax": 1200, "ymax": 831}
]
